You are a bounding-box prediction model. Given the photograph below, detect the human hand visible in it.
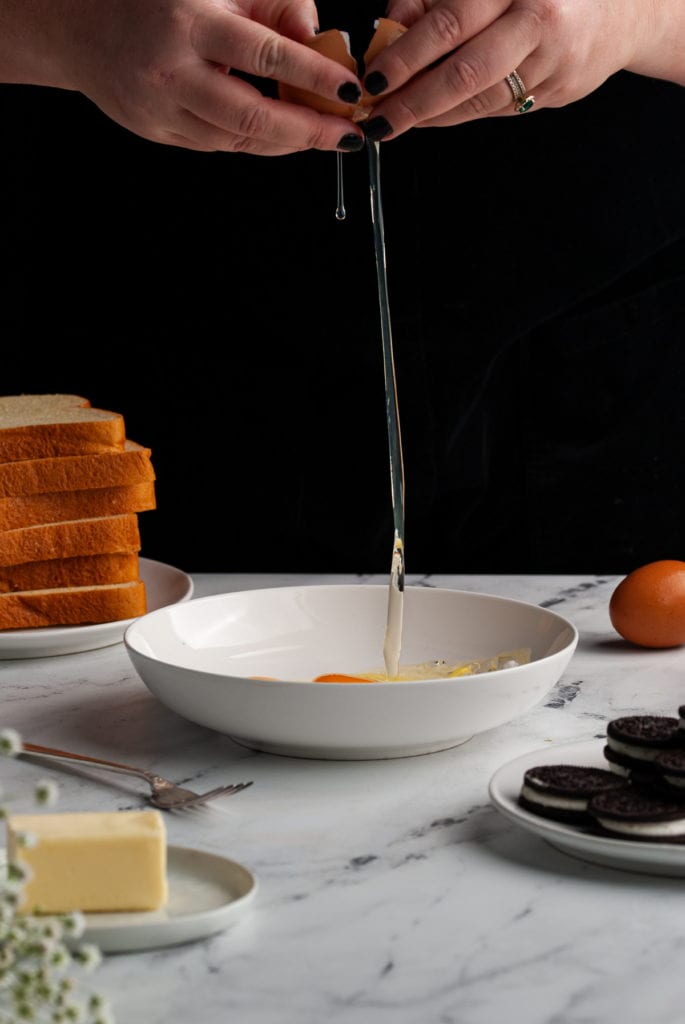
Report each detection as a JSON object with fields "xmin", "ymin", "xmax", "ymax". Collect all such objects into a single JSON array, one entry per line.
[
  {"xmin": 40, "ymin": 0, "xmax": 366, "ymax": 154},
  {"xmin": 360, "ymin": 0, "xmax": 677, "ymax": 139}
]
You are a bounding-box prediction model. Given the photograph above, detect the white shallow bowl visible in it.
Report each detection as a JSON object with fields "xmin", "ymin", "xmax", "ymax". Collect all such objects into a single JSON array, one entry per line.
[{"xmin": 124, "ymin": 585, "xmax": 578, "ymax": 760}]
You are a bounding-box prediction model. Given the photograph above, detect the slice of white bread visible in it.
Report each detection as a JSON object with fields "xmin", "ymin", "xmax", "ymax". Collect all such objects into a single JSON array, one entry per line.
[
  {"xmin": 0, "ymin": 441, "xmax": 154, "ymax": 498},
  {"xmin": 0, "ymin": 553, "xmax": 140, "ymax": 593},
  {"xmin": 0, "ymin": 482, "xmax": 156, "ymax": 531},
  {"xmin": 0, "ymin": 395, "xmax": 125, "ymax": 463},
  {"xmin": 0, "ymin": 514, "xmax": 141, "ymax": 567},
  {"xmin": 0, "ymin": 580, "xmax": 147, "ymax": 629}
]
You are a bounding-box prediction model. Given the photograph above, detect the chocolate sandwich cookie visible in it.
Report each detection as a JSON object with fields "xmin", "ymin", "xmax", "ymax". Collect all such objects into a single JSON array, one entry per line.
[
  {"xmin": 519, "ymin": 764, "xmax": 626, "ymax": 824},
  {"xmin": 604, "ymin": 715, "xmax": 681, "ymax": 777},
  {"xmin": 588, "ymin": 787, "xmax": 685, "ymax": 843},
  {"xmin": 654, "ymin": 749, "xmax": 685, "ymax": 799},
  {"xmin": 678, "ymin": 705, "xmax": 685, "ymax": 736}
]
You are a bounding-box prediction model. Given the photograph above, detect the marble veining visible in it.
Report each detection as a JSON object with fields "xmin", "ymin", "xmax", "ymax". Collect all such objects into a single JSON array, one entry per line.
[{"xmin": 1, "ymin": 573, "xmax": 685, "ymax": 1024}]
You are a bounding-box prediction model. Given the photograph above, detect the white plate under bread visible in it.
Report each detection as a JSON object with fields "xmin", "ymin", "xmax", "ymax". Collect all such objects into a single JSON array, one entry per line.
[{"xmin": 0, "ymin": 557, "xmax": 193, "ymax": 660}]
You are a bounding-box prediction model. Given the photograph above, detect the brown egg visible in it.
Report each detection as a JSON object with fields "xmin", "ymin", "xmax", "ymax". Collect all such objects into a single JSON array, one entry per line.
[
  {"xmin": 356, "ymin": 18, "xmax": 407, "ymax": 120},
  {"xmin": 278, "ymin": 30, "xmax": 358, "ymax": 118},
  {"xmin": 278, "ymin": 19, "xmax": 406, "ymax": 122},
  {"xmin": 363, "ymin": 17, "xmax": 407, "ymax": 67}
]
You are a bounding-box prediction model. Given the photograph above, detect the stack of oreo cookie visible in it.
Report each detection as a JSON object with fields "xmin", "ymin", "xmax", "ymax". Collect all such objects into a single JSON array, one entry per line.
[{"xmin": 519, "ymin": 704, "xmax": 685, "ymax": 842}]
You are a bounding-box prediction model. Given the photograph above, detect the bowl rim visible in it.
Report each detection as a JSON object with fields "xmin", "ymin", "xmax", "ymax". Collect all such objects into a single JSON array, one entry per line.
[{"xmin": 124, "ymin": 583, "xmax": 579, "ymax": 688}]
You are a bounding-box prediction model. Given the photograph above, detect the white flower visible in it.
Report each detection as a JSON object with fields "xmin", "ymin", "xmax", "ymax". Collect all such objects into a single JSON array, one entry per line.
[
  {"xmin": 7, "ymin": 860, "xmax": 32, "ymax": 885},
  {"xmin": 92, "ymin": 1007, "xmax": 116, "ymax": 1024},
  {"xmin": 15, "ymin": 831, "xmax": 37, "ymax": 849},
  {"xmin": 34, "ymin": 779, "xmax": 59, "ymax": 806},
  {"xmin": 93, "ymin": 1011, "xmax": 115, "ymax": 1024},
  {"xmin": 50, "ymin": 945, "xmax": 72, "ymax": 970},
  {"xmin": 0, "ymin": 728, "xmax": 22, "ymax": 757},
  {"xmin": 62, "ymin": 1002, "xmax": 84, "ymax": 1022},
  {"xmin": 89, "ymin": 994, "xmax": 114, "ymax": 1020},
  {"xmin": 73, "ymin": 943, "xmax": 102, "ymax": 972},
  {"xmin": 41, "ymin": 919, "xmax": 64, "ymax": 943},
  {"xmin": 61, "ymin": 912, "xmax": 86, "ymax": 940}
]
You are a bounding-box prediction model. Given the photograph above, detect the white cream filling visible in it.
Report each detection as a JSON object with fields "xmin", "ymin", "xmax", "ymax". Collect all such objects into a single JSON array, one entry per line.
[
  {"xmin": 606, "ymin": 761, "xmax": 631, "ymax": 777},
  {"xmin": 594, "ymin": 815, "xmax": 685, "ymax": 837},
  {"xmin": 520, "ymin": 784, "xmax": 587, "ymax": 811},
  {"xmin": 606, "ymin": 736, "xmax": 666, "ymax": 762},
  {"xmin": 662, "ymin": 774, "xmax": 685, "ymax": 788}
]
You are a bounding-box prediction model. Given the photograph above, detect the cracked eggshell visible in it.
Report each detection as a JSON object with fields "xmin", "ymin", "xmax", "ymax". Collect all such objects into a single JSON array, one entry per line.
[{"xmin": 278, "ymin": 19, "xmax": 406, "ymax": 122}]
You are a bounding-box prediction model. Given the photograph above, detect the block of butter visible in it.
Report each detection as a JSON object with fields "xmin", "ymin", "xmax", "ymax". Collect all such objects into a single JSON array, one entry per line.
[{"xmin": 7, "ymin": 809, "xmax": 168, "ymax": 914}]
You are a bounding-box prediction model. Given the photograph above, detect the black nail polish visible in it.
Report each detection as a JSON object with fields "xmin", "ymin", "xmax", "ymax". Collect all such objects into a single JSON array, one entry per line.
[
  {"xmin": 364, "ymin": 71, "xmax": 388, "ymax": 96},
  {"xmin": 362, "ymin": 116, "xmax": 393, "ymax": 142},
  {"xmin": 337, "ymin": 82, "xmax": 362, "ymax": 104},
  {"xmin": 337, "ymin": 133, "xmax": 365, "ymax": 152}
]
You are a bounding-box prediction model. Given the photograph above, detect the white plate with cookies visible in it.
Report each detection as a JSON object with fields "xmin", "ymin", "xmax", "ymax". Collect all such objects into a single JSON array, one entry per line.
[{"xmin": 489, "ymin": 739, "xmax": 685, "ymax": 878}]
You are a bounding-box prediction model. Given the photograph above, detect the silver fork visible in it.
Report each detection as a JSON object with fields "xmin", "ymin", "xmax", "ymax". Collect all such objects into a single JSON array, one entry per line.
[{"xmin": 20, "ymin": 742, "xmax": 253, "ymax": 810}]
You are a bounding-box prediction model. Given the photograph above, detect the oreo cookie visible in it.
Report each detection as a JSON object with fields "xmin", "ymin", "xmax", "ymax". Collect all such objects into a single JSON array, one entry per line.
[
  {"xmin": 588, "ymin": 787, "xmax": 685, "ymax": 843},
  {"xmin": 604, "ymin": 715, "xmax": 681, "ymax": 776},
  {"xmin": 654, "ymin": 748, "xmax": 685, "ymax": 799},
  {"xmin": 679, "ymin": 705, "xmax": 685, "ymax": 736},
  {"xmin": 519, "ymin": 764, "xmax": 626, "ymax": 824}
]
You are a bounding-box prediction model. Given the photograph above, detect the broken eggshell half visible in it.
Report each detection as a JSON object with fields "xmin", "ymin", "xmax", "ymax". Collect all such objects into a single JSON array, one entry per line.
[{"xmin": 278, "ymin": 18, "xmax": 407, "ymax": 121}]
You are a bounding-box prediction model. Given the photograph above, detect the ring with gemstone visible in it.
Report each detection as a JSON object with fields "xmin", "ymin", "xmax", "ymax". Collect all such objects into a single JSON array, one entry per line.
[{"xmin": 505, "ymin": 70, "xmax": 535, "ymax": 114}]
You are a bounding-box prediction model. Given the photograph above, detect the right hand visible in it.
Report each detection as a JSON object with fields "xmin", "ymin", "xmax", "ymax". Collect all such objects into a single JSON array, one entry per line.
[{"xmin": 49, "ymin": 0, "xmax": 365, "ymax": 154}]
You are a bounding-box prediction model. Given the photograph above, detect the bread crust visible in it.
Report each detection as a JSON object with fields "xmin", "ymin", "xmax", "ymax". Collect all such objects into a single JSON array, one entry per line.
[
  {"xmin": 0, "ymin": 441, "xmax": 154, "ymax": 498},
  {"xmin": 0, "ymin": 483, "xmax": 156, "ymax": 531},
  {"xmin": 0, "ymin": 553, "xmax": 140, "ymax": 593},
  {"xmin": 0, "ymin": 395, "xmax": 125, "ymax": 462},
  {"xmin": 0, "ymin": 581, "xmax": 147, "ymax": 629},
  {"xmin": 0, "ymin": 515, "xmax": 141, "ymax": 567}
]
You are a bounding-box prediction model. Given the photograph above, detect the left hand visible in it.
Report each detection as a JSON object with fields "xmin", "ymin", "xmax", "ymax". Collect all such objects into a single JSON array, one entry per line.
[{"xmin": 361, "ymin": 0, "xmax": 661, "ymax": 138}]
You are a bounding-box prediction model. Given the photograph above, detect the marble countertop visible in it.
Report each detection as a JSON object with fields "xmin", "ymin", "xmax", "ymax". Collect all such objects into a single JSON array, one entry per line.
[{"xmin": 2, "ymin": 572, "xmax": 684, "ymax": 1024}]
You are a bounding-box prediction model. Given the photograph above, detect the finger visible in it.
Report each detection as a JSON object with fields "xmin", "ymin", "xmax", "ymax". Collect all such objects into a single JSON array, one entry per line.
[
  {"xmin": 171, "ymin": 108, "xmax": 299, "ymax": 155},
  {"xmin": 158, "ymin": 128, "xmax": 292, "ymax": 155},
  {"xmin": 365, "ymin": 6, "xmax": 540, "ymax": 138},
  {"xmin": 157, "ymin": 130, "xmax": 218, "ymax": 152},
  {"xmin": 262, "ymin": 0, "xmax": 320, "ymax": 41},
  {"xmin": 416, "ymin": 56, "xmax": 549, "ymax": 126},
  {"xmin": 178, "ymin": 64, "xmax": 365, "ymax": 152},
  {"xmin": 362, "ymin": 0, "xmax": 510, "ymax": 97},
  {"xmin": 383, "ymin": 0, "xmax": 431, "ymax": 28},
  {"xmin": 197, "ymin": 11, "xmax": 362, "ymax": 109}
]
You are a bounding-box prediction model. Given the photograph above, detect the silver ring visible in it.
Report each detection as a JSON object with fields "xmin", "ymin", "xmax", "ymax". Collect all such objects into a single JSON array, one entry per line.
[{"xmin": 505, "ymin": 70, "xmax": 535, "ymax": 114}]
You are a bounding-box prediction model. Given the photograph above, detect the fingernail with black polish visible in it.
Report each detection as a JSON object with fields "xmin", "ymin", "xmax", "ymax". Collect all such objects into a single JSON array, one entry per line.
[
  {"xmin": 337, "ymin": 82, "xmax": 362, "ymax": 103},
  {"xmin": 364, "ymin": 71, "xmax": 388, "ymax": 96},
  {"xmin": 337, "ymin": 133, "xmax": 365, "ymax": 152},
  {"xmin": 362, "ymin": 116, "xmax": 393, "ymax": 142}
]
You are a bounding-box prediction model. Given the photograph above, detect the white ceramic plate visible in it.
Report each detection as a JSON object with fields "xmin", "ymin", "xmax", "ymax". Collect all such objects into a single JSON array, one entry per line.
[
  {"xmin": 1, "ymin": 845, "xmax": 256, "ymax": 953},
  {"xmin": 125, "ymin": 584, "xmax": 578, "ymax": 760},
  {"xmin": 489, "ymin": 739, "xmax": 685, "ymax": 877},
  {"xmin": 0, "ymin": 558, "xmax": 193, "ymax": 660}
]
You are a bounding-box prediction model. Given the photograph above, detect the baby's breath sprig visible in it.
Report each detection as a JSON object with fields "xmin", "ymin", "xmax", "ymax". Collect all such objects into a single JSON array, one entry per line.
[
  {"xmin": 0, "ymin": 730, "xmax": 22, "ymax": 759},
  {"xmin": 33, "ymin": 781, "xmax": 59, "ymax": 809},
  {"xmin": 0, "ymin": 729, "xmax": 114, "ymax": 1023}
]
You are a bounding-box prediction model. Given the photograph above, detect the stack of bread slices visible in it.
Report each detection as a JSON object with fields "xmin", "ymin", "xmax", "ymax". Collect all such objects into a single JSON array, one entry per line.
[{"xmin": 0, "ymin": 394, "xmax": 156, "ymax": 630}]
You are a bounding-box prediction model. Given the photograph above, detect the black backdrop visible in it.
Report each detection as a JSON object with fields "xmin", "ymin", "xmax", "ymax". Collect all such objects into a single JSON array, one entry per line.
[{"xmin": 2, "ymin": 3, "xmax": 685, "ymax": 576}]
